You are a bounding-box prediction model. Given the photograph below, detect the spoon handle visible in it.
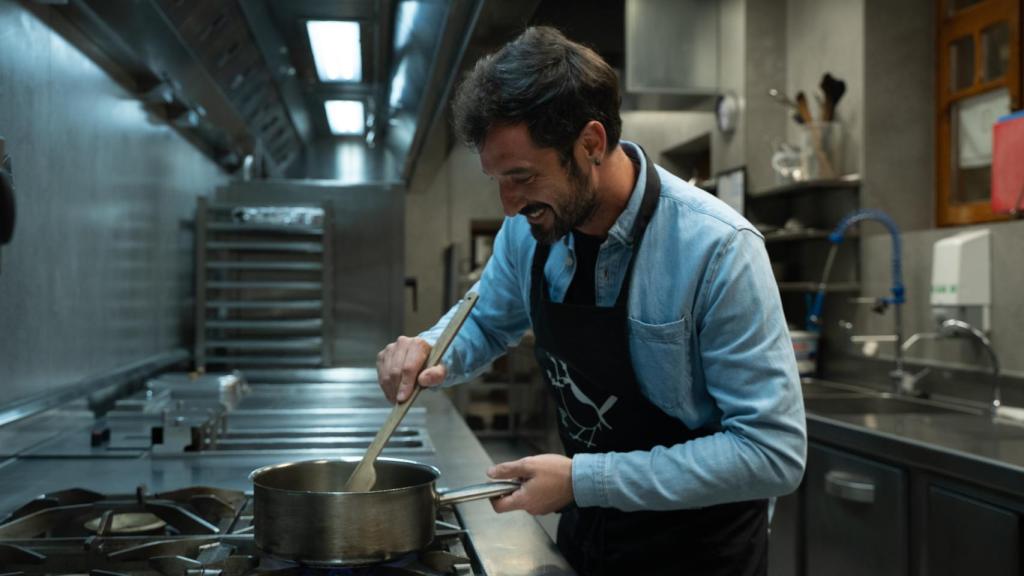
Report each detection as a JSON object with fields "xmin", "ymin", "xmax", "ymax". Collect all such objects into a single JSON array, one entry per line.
[{"xmin": 344, "ymin": 292, "xmax": 479, "ymax": 492}]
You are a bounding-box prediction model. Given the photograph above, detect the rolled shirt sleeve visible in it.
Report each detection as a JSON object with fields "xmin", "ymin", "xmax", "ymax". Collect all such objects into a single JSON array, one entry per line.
[{"xmin": 419, "ymin": 219, "xmax": 533, "ymax": 386}]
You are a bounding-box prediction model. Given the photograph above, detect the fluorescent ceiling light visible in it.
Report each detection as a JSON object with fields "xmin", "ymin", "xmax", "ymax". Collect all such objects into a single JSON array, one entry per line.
[
  {"xmin": 325, "ymin": 100, "xmax": 365, "ymax": 135},
  {"xmin": 389, "ymin": 57, "xmax": 408, "ymax": 109},
  {"xmin": 394, "ymin": 1, "xmax": 420, "ymax": 50},
  {"xmin": 307, "ymin": 20, "xmax": 362, "ymax": 82}
]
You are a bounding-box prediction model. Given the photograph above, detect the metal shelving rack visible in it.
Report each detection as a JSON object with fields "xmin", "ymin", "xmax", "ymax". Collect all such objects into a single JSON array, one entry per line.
[
  {"xmin": 194, "ymin": 197, "xmax": 333, "ymax": 371},
  {"xmin": 744, "ymin": 176, "xmax": 862, "ymax": 326}
]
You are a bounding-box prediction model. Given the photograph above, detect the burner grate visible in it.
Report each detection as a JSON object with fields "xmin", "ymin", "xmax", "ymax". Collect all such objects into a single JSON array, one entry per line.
[
  {"xmin": 0, "ymin": 487, "xmax": 480, "ymax": 575},
  {"xmin": 0, "ymin": 486, "xmax": 246, "ymax": 540}
]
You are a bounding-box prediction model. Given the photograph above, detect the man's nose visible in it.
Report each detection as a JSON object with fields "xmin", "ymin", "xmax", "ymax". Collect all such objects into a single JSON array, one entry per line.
[{"xmin": 498, "ymin": 184, "xmax": 525, "ymax": 217}]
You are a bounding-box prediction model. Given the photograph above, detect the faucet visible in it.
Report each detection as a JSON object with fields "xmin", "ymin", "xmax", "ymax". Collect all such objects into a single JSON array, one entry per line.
[
  {"xmin": 902, "ymin": 319, "xmax": 1001, "ymax": 414},
  {"xmin": 810, "ymin": 209, "xmax": 906, "ymax": 392}
]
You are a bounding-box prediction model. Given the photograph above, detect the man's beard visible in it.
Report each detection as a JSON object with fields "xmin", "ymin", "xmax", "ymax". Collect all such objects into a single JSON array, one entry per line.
[{"xmin": 528, "ymin": 158, "xmax": 598, "ymax": 245}]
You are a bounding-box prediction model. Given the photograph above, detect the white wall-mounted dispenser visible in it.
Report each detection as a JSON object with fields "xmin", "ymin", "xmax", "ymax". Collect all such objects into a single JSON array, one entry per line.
[{"xmin": 931, "ymin": 228, "xmax": 991, "ymax": 332}]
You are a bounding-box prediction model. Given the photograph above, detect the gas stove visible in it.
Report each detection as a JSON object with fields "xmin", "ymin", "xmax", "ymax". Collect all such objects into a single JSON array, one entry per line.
[{"xmin": 0, "ymin": 486, "xmax": 478, "ymax": 575}]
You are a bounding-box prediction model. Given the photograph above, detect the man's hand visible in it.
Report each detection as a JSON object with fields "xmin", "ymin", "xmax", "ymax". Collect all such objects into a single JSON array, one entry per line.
[
  {"xmin": 486, "ymin": 454, "xmax": 574, "ymax": 515},
  {"xmin": 376, "ymin": 336, "xmax": 447, "ymax": 403}
]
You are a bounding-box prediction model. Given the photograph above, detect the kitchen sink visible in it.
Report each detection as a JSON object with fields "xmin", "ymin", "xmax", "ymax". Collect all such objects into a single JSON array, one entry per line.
[{"xmin": 803, "ymin": 395, "xmax": 977, "ymax": 416}]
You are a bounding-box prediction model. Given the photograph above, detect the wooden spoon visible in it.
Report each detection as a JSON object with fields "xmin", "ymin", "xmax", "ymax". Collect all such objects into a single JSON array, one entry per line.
[{"xmin": 343, "ymin": 291, "xmax": 479, "ymax": 492}]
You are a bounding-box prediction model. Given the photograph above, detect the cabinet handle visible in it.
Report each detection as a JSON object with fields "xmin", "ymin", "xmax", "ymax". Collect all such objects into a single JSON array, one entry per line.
[{"xmin": 824, "ymin": 470, "xmax": 876, "ymax": 503}]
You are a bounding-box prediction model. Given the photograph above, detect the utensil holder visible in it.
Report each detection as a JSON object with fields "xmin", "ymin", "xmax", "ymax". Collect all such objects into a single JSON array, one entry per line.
[{"xmin": 798, "ymin": 121, "xmax": 843, "ymax": 180}]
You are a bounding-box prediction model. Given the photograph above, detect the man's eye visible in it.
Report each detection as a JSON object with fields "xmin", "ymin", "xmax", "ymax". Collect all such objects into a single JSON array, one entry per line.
[{"xmin": 515, "ymin": 175, "xmax": 535, "ymax": 185}]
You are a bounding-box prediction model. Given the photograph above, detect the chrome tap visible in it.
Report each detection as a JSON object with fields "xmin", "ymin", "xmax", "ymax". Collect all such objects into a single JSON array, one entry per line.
[
  {"xmin": 942, "ymin": 319, "xmax": 1001, "ymax": 412},
  {"xmin": 901, "ymin": 319, "xmax": 1001, "ymax": 412}
]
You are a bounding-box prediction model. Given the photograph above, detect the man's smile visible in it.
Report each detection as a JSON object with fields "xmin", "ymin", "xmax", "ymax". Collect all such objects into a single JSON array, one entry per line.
[{"xmin": 521, "ymin": 203, "xmax": 551, "ymax": 223}]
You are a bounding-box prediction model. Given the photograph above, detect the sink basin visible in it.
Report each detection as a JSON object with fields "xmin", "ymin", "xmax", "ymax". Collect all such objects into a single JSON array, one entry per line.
[{"xmin": 804, "ymin": 395, "xmax": 975, "ymax": 416}]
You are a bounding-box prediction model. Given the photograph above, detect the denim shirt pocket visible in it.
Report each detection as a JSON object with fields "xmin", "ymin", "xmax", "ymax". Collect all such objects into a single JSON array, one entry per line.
[{"xmin": 626, "ymin": 314, "xmax": 692, "ymax": 414}]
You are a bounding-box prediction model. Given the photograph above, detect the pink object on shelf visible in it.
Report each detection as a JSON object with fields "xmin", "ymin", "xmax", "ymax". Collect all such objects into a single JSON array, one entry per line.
[{"xmin": 992, "ymin": 110, "xmax": 1024, "ymax": 214}]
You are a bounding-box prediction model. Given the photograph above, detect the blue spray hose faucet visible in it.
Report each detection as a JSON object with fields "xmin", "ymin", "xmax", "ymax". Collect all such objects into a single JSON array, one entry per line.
[{"xmin": 807, "ymin": 209, "xmax": 905, "ymax": 333}]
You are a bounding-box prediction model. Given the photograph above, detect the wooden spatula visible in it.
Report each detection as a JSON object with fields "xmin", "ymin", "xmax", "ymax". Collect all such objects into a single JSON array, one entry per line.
[{"xmin": 343, "ymin": 291, "xmax": 479, "ymax": 492}]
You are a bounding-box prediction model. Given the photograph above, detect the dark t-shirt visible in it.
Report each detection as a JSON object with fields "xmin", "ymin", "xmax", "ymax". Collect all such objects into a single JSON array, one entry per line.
[{"xmin": 563, "ymin": 230, "xmax": 605, "ymax": 306}]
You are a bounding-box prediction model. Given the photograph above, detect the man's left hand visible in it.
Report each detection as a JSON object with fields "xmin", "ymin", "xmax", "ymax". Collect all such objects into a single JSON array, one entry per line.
[{"xmin": 486, "ymin": 454, "xmax": 573, "ymax": 515}]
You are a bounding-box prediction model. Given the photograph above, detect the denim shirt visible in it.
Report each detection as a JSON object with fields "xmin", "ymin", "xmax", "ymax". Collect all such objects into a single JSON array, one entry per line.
[{"xmin": 420, "ymin": 142, "xmax": 807, "ymax": 511}]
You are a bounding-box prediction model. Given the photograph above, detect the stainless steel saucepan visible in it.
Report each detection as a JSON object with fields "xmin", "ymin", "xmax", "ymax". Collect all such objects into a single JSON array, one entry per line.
[{"xmin": 250, "ymin": 457, "xmax": 519, "ymax": 566}]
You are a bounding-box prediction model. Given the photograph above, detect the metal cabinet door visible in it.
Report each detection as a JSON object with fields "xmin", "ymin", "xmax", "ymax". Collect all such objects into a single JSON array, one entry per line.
[
  {"xmin": 768, "ymin": 491, "xmax": 801, "ymax": 576},
  {"xmin": 925, "ymin": 486, "xmax": 1020, "ymax": 576},
  {"xmin": 805, "ymin": 443, "xmax": 907, "ymax": 576}
]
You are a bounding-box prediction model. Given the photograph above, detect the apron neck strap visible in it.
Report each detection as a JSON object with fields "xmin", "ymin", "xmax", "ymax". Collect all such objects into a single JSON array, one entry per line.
[
  {"xmin": 615, "ymin": 145, "xmax": 660, "ymax": 307},
  {"xmin": 530, "ymin": 145, "xmax": 662, "ymax": 307}
]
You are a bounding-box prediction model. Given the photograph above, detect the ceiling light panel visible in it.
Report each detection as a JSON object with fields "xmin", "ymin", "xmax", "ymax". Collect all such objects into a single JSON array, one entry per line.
[
  {"xmin": 325, "ymin": 100, "xmax": 365, "ymax": 135},
  {"xmin": 307, "ymin": 20, "xmax": 362, "ymax": 82}
]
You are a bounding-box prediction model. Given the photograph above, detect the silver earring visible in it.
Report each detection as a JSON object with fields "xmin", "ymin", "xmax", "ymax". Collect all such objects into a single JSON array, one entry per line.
[{"xmin": 592, "ymin": 157, "xmax": 601, "ymax": 166}]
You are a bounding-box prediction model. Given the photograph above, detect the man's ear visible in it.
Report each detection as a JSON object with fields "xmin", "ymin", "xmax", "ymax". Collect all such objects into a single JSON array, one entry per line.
[{"xmin": 577, "ymin": 120, "xmax": 608, "ymax": 164}]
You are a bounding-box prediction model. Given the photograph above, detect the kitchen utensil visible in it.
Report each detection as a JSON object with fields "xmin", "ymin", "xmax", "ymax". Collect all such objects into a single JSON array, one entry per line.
[
  {"xmin": 344, "ymin": 291, "xmax": 479, "ymax": 492},
  {"xmin": 768, "ymin": 87, "xmax": 800, "ymax": 111},
  {"xmin": 794, "ymin": 89, "xmax": 838, "ymax": 178},
  {"xmin": 795, "ymin": 91, "xmax": 813, "ymax": 124},
  {"xmin": 250, "ymin": 457, "xmax": 520, "ymax": 565},
  {"xmin": 819, "ymin": 73, "xmax": 847, "ymax": 121},
  {"xmin": 798, "ymin": 121, "xmax": 840, "ymax": 179},
  {"xmin": 814, "ymin": 88, "xmax": 826, "ymax": 119}
]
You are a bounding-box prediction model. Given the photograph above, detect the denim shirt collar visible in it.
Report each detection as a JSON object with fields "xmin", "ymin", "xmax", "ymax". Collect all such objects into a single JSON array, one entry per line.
[{"xmin": 606, "ymin": 141, "xmax": 648, "ymax": 248}]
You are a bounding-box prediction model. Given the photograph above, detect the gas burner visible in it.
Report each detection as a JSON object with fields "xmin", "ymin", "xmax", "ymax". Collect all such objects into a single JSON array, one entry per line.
[
  {"xmin": 0, "ymin": 485, "xmax": 247, "ymax": 539},
  {"xmin": 0, "ymin": 487, "xmax": 479, "ymax": 575}
]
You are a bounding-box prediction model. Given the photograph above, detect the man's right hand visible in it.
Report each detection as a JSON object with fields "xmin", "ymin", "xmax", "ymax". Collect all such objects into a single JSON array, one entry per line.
[{"xmin": 376, "ymin": 336, "xmax": 447, "ymax": 403}]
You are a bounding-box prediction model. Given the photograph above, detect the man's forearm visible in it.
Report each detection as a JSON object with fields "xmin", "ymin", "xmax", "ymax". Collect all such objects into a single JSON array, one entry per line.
[{"xmin": 571, "ymin": 425, "xmax": 806, "ymax": 511}]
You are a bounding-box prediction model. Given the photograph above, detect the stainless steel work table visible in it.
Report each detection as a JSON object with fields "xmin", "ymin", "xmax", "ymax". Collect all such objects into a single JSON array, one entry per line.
[
  {"xmin": 0, "ymin": 384, "xmax": 573, "ymax": 575},
  {"xmin": 803, "ymin": 379, "xmax": 1024, "ymax": 498}
]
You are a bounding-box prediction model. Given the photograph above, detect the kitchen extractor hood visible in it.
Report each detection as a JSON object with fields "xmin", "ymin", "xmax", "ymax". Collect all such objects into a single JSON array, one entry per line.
[
  {"xmin": 34, "ymin": 0, "xmax": 525, "ymax": 184},
  {"xmin": 624, "ymin": 0, "xmax": 720, "ymax": 111}
]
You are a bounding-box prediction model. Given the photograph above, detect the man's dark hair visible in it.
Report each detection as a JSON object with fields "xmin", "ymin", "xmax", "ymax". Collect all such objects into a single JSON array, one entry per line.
[{"xmin": 452, "ymin": 26, "xmax": 622, "ymax": 164}]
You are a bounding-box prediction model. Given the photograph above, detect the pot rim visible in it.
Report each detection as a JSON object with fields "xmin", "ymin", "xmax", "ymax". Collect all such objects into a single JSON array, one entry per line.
[{"xmin": 248, "ymin": 456, "xmax": 441, "ymax": 496}]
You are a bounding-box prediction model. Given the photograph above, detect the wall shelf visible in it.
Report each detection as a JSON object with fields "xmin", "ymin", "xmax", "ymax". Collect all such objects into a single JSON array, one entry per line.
[
  {"xmin": 777, "ymin": 282, "xmax": 861, "ymax": 293},
  {"xmin": 763, "ymin": 229, "xmax": 860, "ymax": 243},
  {"xmin": 747, "ymin": 175, "xmax": 862, "ymax": 328},
  {"xmin": 749, "ymin": 174, "xmax": 861, "ymax": 199}
]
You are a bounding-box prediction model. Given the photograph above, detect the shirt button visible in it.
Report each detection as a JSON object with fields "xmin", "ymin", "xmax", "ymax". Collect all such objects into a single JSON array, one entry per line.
[{"xmin": 565, "ymin": 255, "xmax": 574, "ymax": 267}]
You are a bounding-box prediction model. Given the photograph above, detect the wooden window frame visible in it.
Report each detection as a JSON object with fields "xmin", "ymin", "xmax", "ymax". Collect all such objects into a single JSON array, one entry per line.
[{"xmin": 936, "ymin": 0, "xmax": 1021, "ymax": 226}]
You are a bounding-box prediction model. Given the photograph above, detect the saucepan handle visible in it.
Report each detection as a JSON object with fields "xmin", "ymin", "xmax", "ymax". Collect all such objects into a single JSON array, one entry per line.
[{"xmin": 437, "ymin": 481, "xmax": 520, "ymax": 506}]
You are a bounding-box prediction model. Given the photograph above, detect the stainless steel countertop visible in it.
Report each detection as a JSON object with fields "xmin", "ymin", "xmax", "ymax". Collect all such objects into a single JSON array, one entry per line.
[
  {"xmin": 0, "ymin": 401, "xmax": 94, "ymax": 457},
  {"xmin": 804, "ymin": 380, "xmax": 1024, "ymax": 498},
  {"xmin": 0, "ymin": 382, "xmax": 573, "ymax": 575}
]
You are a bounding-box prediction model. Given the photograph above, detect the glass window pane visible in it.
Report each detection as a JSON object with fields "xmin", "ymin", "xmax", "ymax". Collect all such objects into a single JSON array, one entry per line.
[
  {"xmin": 950, "ymin": 35, "xmax": 975, "ymax": 91},
  {"xmin": 947, "ymin": 0, "xmax": 983, "ymax": 16},
  {"xmin": 951, "ymin": 88, "xmax": 1010, "ymax": 204},
  {"xmin": 981, "ymin": 21, "xmax": 1011, "ymax": 81}
]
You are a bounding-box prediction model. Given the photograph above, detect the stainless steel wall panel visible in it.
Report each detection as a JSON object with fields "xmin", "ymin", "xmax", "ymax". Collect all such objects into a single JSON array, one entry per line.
[{"xmin": 0, "ymin": 1, "xmax": 227, "ymax": 406}]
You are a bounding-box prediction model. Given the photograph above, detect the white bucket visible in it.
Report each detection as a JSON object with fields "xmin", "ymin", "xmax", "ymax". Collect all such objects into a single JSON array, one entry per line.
[{"xmin": 790, "ymin": 330, "xmax": 819, "ymax": 376}]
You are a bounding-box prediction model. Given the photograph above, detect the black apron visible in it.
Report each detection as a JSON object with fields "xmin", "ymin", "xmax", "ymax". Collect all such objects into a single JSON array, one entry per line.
[{"xmin": 530, "ymin": 149, "xmax": 768, "ymax": 576}]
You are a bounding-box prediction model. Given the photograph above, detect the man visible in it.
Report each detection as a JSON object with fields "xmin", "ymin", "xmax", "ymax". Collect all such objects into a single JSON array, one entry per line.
[{"xmin": 377, "ymin": 27, "xmax": 806, "ymax": 576}]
